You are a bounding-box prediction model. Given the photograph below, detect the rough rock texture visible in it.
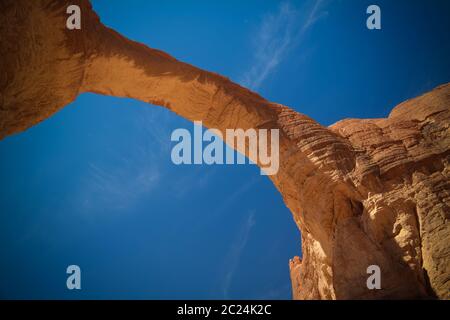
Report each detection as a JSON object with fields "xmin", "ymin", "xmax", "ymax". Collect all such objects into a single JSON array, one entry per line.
[{"xmin": 1, "ymin": 0, "xmax": 449, "ymax": 299}]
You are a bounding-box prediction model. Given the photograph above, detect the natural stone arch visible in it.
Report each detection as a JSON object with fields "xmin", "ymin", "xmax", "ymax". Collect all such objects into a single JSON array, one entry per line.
[{"xmin": 1, "ymin": 0, "xmax": 449, "ymax": 299}]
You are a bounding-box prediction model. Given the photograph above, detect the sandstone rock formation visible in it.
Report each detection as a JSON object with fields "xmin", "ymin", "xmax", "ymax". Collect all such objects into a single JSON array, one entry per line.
[{"xmin": 1, "ymin": 0, "xmax": 449, "ymax": 299}]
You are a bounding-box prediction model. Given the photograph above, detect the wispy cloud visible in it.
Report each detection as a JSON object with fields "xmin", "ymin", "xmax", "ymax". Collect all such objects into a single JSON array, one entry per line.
[
  {"xmin": 81, "ymin": 157, "xmax": 160, "ymax": 212},
  {"xmin": 241, "ymin": 0, "xmax": 328, "ymax": 90},
  {"xmin": 76, "ymin": 108, "xmax": 172, "ymax": 214},
  {"xmin": 189, "ymin": 176, "xmax": 258, "ymax": 232},
  {"xmin": 77, "ymin": 108, "xmax": 220, "ymax": 214},
  {"xmin": 170, "ymin": 166, "xmax": 217, "ymax": 199},
  {"xmin": 222, "ymin": 210, "xmax": 256, "ymax": 298},
  {"xmin": 260, "ymin": 283, "xmax": 292, "ymax": 299}
]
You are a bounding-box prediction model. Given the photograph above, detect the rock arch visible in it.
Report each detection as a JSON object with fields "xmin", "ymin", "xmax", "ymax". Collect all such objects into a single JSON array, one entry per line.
[{"xmin": 1, "ymin": 0, "xmax": 449, "ymax": 299}]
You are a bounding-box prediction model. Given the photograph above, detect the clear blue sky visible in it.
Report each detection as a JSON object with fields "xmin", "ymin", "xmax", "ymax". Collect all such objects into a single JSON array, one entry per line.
[{"xmin": 0, "ymin": 0, "xmax": 449, "ymax": 299}]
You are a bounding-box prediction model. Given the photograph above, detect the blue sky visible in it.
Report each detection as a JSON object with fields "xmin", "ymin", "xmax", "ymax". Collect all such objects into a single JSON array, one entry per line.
[{"xmin": 0, "ymin": 0, "xmax": 449, "ymax": 299}]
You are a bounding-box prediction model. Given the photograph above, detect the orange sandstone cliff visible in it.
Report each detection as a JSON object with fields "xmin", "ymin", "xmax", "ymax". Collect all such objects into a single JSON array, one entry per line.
[{"xmin": 1, "ymin": 0, "xmax": 449, "ymax": 299}]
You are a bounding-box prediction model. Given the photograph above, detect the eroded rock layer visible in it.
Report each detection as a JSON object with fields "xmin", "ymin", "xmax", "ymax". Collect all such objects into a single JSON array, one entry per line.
[{"xmin": 1, "ymin": 0, "xmax": 449, "ymax": 299}]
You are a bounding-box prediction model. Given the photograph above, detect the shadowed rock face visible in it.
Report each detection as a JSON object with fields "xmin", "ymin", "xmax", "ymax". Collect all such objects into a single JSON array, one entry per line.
[{"xmin": 1, "ymin": 0, "xmax": 449, "ymax": 299}]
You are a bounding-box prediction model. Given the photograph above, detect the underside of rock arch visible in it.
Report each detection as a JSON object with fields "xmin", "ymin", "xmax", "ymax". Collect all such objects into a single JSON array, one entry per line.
[{"xmin": 1, "ymin": 0, "xmax": 449, "ymax": 299}]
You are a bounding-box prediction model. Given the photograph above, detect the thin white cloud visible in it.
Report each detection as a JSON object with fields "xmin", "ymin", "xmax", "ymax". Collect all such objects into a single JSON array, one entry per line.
[
  {"xmin": 241, "ymin": 0, "xmax": 328, "ymax": 90},
  {"xmin": 222, "ymin": 210, "xmax": 256, "ymax": 298},
  {"xmin": 260, "ymin": 283, "xmax": 292, "ymax": 299},
  {"xmin": 77, "ymin": 109, "xmax": 170, "ymax": 213},
  {"xmin": 189, "ymin": 176, "xmax": 258, "ymax": 232},
  {"xmin": 81, "ymin": 158, "xmax": 160, "ymax": 212}
]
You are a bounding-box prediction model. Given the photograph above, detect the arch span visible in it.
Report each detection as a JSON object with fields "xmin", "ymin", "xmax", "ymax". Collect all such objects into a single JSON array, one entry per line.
[{"xmin": 1, "ymin": 0, "xmax": 449, "ymax": 299}]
